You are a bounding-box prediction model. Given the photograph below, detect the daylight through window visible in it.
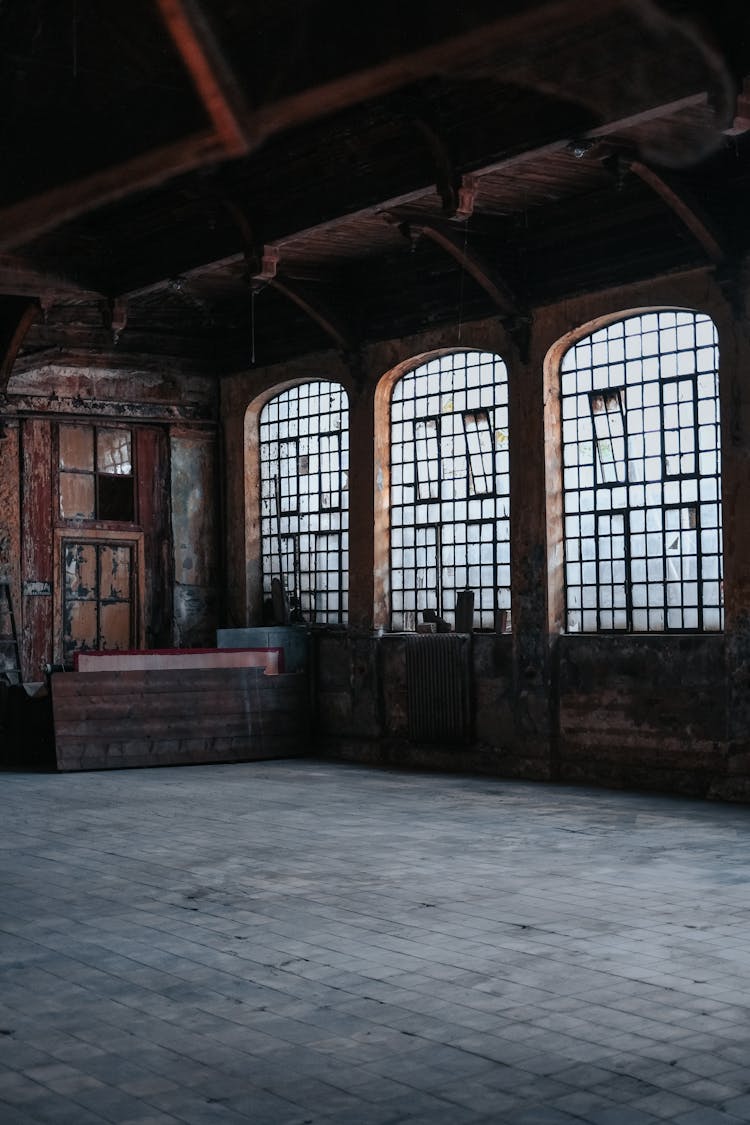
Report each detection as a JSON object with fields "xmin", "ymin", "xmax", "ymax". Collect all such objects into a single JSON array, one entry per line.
[
  {"xmin": 390, "ymin": 351, "xmax": 510, "ymax": 632},
  {"xmin": 259, "ymin": 382, "xmax": 349, "ymax": 625},
  {"xmin": 561, "ymin": 311, "xmax": 722, "ymax": 632}
]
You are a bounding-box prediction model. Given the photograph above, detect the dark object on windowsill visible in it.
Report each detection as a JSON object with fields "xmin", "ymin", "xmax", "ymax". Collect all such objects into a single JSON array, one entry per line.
[
  {"xmin": 423, "ymin": 609, "xmax": 450, "ymax": 633},
  {"xmin": 455, "ymin": 590, "xmax": 474, "ymax": 633},
  {"xmin": 288, "ymin": 596, "xmax": 306, "ymax": 624}
]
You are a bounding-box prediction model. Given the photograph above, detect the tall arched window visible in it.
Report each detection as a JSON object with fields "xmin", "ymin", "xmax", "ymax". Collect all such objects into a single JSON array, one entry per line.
[
  {"xmin": 560, "ymin": 310, "xmax": 722, "ymax": 632},
  {"xmin": 259, "ymin": 382, "xmax": 348, "ymax": 624},
  {"xmin": 390, "ymin": 351, "xmax": 510, "ymax": 632}
]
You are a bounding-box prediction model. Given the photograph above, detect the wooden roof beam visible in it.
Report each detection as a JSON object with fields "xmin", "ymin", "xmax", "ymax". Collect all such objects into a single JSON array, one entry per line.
[
  {"xmin": 155, "ymin": 0, "xmax": 253, "ymax": 157},
  {"xmin": 264, "ymin": 277, "xmax": 355, "ymax": 355},
  {"xmin": 0, "ymin": 299, "xmax": 40, "ymax": 393},
  {"xmin": 0, "ymin": 255, "xmax": 104, "ymax": 300},
  {"xmin": 396, "ymin": 218, "xmax": 518, "ymax": 317},
  {"xmin": 248, "ymin": 249, "xmax": 354, "ymax": 353},
  {"xmin": 629, "ymin": 161, "xmax": 726, "ymax": 264},
  {"xmin": 0, "ymin": 132, "xmax": 225, "ymax": 255}
]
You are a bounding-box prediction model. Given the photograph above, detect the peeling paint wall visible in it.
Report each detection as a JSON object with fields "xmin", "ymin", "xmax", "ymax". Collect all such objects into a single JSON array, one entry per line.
[
  {"xmin": 21, "ymin": 418, "xmax": 54, "ymax": 678},
  {"xmin": 0, "ymin": 366, "xmax": 220, "ymax": 686},
  {"xmin": 170, "ymin": 429, "xmax": 220, "ymax": 647},
  {"xmin": 0, "ymin": 420, "xmax": 22, "ymax": 677}
]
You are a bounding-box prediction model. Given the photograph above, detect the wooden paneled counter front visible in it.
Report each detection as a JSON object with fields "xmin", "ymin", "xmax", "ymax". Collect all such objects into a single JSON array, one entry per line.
[{"xmin": 51, "ymin": 649, "xmax": 308, "ymax": 771}]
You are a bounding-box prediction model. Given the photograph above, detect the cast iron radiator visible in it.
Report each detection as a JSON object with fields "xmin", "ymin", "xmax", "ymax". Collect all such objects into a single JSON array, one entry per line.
[{"xmin": 405, "ymin": 633, "xmax": 472, "ymax": 744}]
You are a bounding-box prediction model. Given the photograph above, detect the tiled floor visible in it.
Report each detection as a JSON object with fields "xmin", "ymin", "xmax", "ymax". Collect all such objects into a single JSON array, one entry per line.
[{"xmin": 2, "ymin": 761, "xmax": 750, "ymax": 1125}]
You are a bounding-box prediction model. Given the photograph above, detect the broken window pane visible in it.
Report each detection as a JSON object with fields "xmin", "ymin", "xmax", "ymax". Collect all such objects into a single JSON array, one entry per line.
[
  {"xmin": 463, "ymin": 410, "xmax": 495, "ymax": 495},
  {"xmin": 590, "ymin": 389, "xmax": 626, "ymax": 485},
  {"xmin": 59, "ymin": 424, "xmax": 134, "ymax": 522}
]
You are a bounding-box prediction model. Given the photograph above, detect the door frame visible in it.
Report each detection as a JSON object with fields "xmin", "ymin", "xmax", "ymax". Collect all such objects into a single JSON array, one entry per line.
[{"xmin": 54, "ymin": 528, "xmax": 145, "ymax": 666}]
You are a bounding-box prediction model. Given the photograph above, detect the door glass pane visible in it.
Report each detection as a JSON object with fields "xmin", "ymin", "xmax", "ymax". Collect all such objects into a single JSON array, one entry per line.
[
  {"xmin": 64, "ymin": 601, "xmax": 98, "ymax": 662},
  {"xmin": 62, "ymin": 540, "xmax": 135, "ymax": 666},
  {"xmin": 99, "ymin": 601, "xmax": 131, "ymax": 651},
  {"xmin": 65, "ymin": 543, "xmax": 97, "ymax": 598},
  {"xmin": 100, "ymin": 545, "xmax": 131, "ymax": 602}
]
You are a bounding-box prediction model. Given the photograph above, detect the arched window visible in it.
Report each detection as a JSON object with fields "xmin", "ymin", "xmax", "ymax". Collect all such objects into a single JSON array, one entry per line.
[
  {"xmin": 560, "ymin": 310, "xmax": 722, "ymax": 632},
  {"xmin": 259, "ymin": 381, "xmax": 348, "ymax": 624},
  {"xmin": 389, "ymin": 351, "xmax": 510, "ymax": 632}
]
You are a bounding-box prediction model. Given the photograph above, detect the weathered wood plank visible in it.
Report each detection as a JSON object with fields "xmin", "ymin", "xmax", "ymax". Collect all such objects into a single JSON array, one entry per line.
[
  {"xmin": 51, "ymin": 668, "xmax": 309, "ymax": 771},
  {"xmin": 52, "ymin": 667, "xmax": 287, "ymax": 693}
]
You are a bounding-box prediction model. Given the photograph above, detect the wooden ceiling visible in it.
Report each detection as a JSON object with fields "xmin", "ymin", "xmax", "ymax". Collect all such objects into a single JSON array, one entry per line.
[{"xmin": 1, "ymin": 0, "xmax": 749, "ymax": 384}]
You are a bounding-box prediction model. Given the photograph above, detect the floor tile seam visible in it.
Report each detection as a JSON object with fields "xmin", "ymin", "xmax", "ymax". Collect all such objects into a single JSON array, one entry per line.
[
  {"xmin": 8, "ymin": 992, "xmax": 303, "ymax": 1081},
  {"xmin": 27, "ymin": 925, "xmax": 329, "ymax": 994},
  {"xmin": 12, "ymin": 938, "xmax": 260, "ymax": 1002}
]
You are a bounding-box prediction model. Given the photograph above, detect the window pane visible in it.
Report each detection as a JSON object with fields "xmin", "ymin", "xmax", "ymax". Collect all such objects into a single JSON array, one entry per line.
[
  {"xmin": 98, "ymin": 475, "xmax": 135, "ymax": 522},
  {"xmin": 60, "ymin": 424, "xmax": 93, "ymax": 471},
  {"xmin": 561, "ymin": 311, "xmax": 722, "ymax": 632},
  {"xmin": 390, "ymin": 352, "xmax": 509, "ymax": 631},
  {"xmin": 60, "ymin": 471, "xmax": 95, "ymax": 520},
  {"xmin": 97, "ymin": 429, "xmax": 132, "ymax": 475},
  {"xmin": 259, "ymin": 382, "xmax": 349, "ymax": 625}
]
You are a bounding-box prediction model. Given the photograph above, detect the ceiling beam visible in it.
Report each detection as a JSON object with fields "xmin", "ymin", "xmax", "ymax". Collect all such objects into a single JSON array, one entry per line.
[
  {"xmin": 396, "ymin": 218, "xmax": 518, "ymax": 317},
  {"xmin": 0, "ymin": 131, "xmax": 224, "ymax": 254},
  {"xmin": 155, "ymin": 0, "xmax": 253, "ymax": 157},
  {"xmin": 268, "ymin": 278, "xmax": 354, "ymax": 355},
  {"xmin": 0, "ymin": 255, "xmax": 104, "ymax": 300},
  {"xmin": 0, "ymin": 0, "xmax": 724, "ymax": 257},
  {"xmin": 725, "ymin": 76, "xmax": 750, "ymax": 135},
  {"xmin": 630, "ymin": 161, "xmax": 725, "ymax": 264},
  {"xmin": 0, "ymin": 299, "xmax": 41, "ymax": 392}
]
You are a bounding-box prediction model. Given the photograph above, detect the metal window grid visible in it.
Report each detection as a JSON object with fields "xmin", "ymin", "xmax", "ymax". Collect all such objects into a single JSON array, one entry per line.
[
  {"xmin": 561, "ymin": 311, "xmax": 723, "ymax": 632},
  {"xmin": 259, "ymin": 382, "xmax": 349, "ymax": 625},
  {"xmin": 390, "ymin": 351, "xmax": 510, "ymax": 632}
]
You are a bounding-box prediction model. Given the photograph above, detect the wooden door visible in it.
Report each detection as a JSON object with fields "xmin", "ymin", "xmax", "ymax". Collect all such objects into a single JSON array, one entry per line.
[{"xmin": 62, "ymin": 538, "xmax": 136, "ymax": 667}]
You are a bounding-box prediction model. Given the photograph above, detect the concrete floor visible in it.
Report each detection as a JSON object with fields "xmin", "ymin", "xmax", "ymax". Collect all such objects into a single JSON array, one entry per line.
[{"xmin": 2, "ymin": 762, "xmax": 750, "ymax": 1125}]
